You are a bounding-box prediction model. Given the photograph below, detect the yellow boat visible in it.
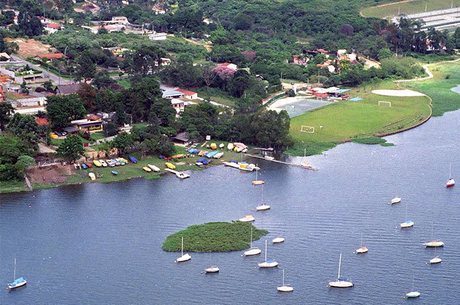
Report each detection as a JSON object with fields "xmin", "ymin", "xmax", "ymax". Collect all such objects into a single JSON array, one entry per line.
[
  {"xmin": 143, "ymin": 166, "xmax": 152, "ymax": 172},
  {"xmin": 93, "ymin": 160, "xmax": 102, "ymax": 167},
  {"xmin": 165, "ymin": 162, "xmax": 176, "ymax": 169}
]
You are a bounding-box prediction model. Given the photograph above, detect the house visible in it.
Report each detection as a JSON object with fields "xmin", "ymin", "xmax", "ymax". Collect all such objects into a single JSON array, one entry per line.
[
  {"xmin": 111, "ymin": 16, "xmax": 129, "ymax": 25},
  {"xmin": 337, "ymin": 49, "xmax": 358, "ymax": 64},
  {"xmin": 217, "ymin": 62, "xmax": 238, "ymax": 71},
  {"xmin": 71, "ymin": 118, "xmax": 104, "ymax": 133},
  {"xmin": 176, "ymin": 88, "xmax": 198, "ymax": 100},
  {"xmin": 162, "ymin": 90, "xmax": 185, "ymax": 99},
  {"xmin": 63, "ymin": 126, "xmax": 79, "ymax": 135},
  {"xmin": 292, "ymin": 55, "xmax": 309, "ymax": 66},
  {"xmin": 35, "ymin": 117, "xmax": 50, "ymax": 126},
  {"xmin": 57, "ymin": 83, "xmax": 81, "ymax": 95},
  {"xmin": 171, "ymin": 98, "xmax": 185, "ymax": 113},
  {"xmin": 44, "ymin": 23, "xmax": 61, "ymax": 34},
  {"xmin": 36, "ymin": 53, "xmax": 65, "ymax": 61},
  {"xmin": 173, "ymin": 131, "xmax": 190, "ymax": 145},
  {"xmin": 149, "ymin": 32, "xmax": 167, "ymax": 41}
]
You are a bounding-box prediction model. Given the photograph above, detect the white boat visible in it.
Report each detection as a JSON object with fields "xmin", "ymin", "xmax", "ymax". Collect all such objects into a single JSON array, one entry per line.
[
  {"xmin": 88, "ymin": 172, "xmax": 96, "ymax": 181},
  {"xmin": 430, "ymin": 256, "xmax": 442, "ymax": 264},
  {"xmin": 213, "ymin": 152, "xmax": 224, "ymax": 159},
  {"xmin": 355, "ymin": 233, "xmax": 368, "ymax": 254},
  {"xmin": 328, "ymin": 253, "xmax": 353, "ymax": 288},
  {"xmin": 239, "ymin": 215, "xmax": 255, "ymax": 222},
  {"xmin": 205, "ymin": 266, "xmax": 220, "ymax": 273},
  {"xmin": 99, "ymin": 159, "xmax": 108, "ymax": 167},
  {"xmin": 446, "ymin": 164, "xmax": 455, "ymax": 187},
  {"xmin": 277, "ymin": 269, "xmax": 293, "ymax": 292},
  {"xmin": 391, "ymin": 197, "xmax": 401, "ymax": 204},
  {"xmin": 272, "ymin": 237, "xmax": 285, "ymax": 244},
  {"xmin": 264, "ymin": 156, "xmax": 275, "ymax": 161},
  {"xmin": 252, "ymin": 168, "xmax": 264, "ymax": 185},
  {"xmin": 147, "ymin": 164, "xmax": 160, "ymax": 172},
  {"xmin": 243, "ymin": 227, "xmax": 262, "ymax": 256},
  {"xmin": 7, "ymin": 258, "xmax": 27, "ymax": 290},
  {"xmin": 256, "ymin": 185, "xmax": 271, "ymax": 211},
  {"xmin": 258, "ymin": 240, "xmax": 278, "ymax": 268},
  {"xmin": 176, "ymin": 171, "xmax": 190, "ymax": 179},
  {"xmin": 223, "ymin": 161, "xmax": 259, "ymax": 172},
  {"xmin": 406, "ymin": 291, "xmax": 420, "ymax": 298},
  {"xmin": 400, "ymin": 202, "xmax": 414, "ymax": 229},
  {"xmin": 175, "ymin": 237, "xmax": 191, "ymax": 263},
  {"xmin": 424, "ymin": 240, "xmax": 444, "ymax": 247}
]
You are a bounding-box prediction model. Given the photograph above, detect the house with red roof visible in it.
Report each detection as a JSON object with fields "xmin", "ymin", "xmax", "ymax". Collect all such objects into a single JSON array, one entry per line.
[
  {"xmin": 36, "ymin": 53, "xmax": 66, "ymax": 61},
  {"xmin": 217, "ymin": 63, "xmax": 238, "ymax": 71},
  {"xmin": 44, "ymin": 23, "xmax": 62, "ymax": 34},
  {"xmin": 34, "ymin": 117, "xmax": 49, "ymax": 126},
  {"xmin": 176, "ymin": 88, "xmax": 198, "ymax": 100}
]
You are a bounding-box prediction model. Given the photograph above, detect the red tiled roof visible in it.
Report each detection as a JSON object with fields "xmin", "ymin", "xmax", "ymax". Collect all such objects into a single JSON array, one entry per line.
[
  {"xmin": 35, "ymin": 117, "xmax": 50, "ymax": 126},
  {"xmin": 46, "ymin": 23, "xmax": 61, "ymax": 29},
  {"xmin": 176, "ymin": 88, "xmax": 197, "ymax": 96},
  {"xmin": 38, "ymin": 53, "xmax": 65, "ymax": 59}
]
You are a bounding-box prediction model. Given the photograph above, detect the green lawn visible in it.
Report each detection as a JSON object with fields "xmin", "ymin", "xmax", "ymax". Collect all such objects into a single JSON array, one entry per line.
[
  {"xmin": 0, "ymin": 180, "xmax": 28, "ymax": 193},
  {"xmin": 289, "ymin": 80, "xmax": 431, "ymax": 145},
  {"xmin": 195, "ymin": 87, "xmax": 237, "ymax": 107},
  {"xmin": 401, "ymin": 60, "xmax": 460, "ymax": 116},
  {"xmin": 361, "ymin": 0, "xmax": 460, "ymax": 18}
]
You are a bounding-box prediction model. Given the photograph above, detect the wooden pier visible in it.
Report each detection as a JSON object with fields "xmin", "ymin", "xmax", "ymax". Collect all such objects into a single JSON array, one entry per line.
[{"xmin": 244, "ymin": 154, "xmax": 318, "ymax": 170}]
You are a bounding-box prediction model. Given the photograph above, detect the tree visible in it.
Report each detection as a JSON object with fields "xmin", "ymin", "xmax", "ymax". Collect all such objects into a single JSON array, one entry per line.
[
  {"xmin": 18, "ymin": 0, "xmax": 44, "ymax": 36},
  {"xmin": 77, "ymin": 83, "xmax": 97, "ymax": 113},
  {"xmin": 46, "ymin": 95, "xmax": 86, "ymax": 130},
  {"xmin": 14, "ymin": 155, "xmax": 35, "ymax": 177},
  {"xmin": 7, "ymin": 113, "xmax": 40, "ymax": 145},
  {"xmin": 0, "ymin": 102, "xmax": 14, "ymax": 131},
  {"xmin": 76, "ymin": 52, "xmax": 96, "ymax": 80},
  {"xmin": 0, "ymin": 134, "xmax": 35, "ymax": 180},
  {"xmin": 92, "ymin": 71, "xmax": 113, "ymax": 89},
  {"xmin": 43, "ymin": 80, "xmax": 54, "ymax": 92},
  {"xmin": 112, "ymin": 132, "xmax": 133, "ymax": 155},
  {"xmin": 57, "ymin": 135, "xmax": 84, "ymax": 162}
]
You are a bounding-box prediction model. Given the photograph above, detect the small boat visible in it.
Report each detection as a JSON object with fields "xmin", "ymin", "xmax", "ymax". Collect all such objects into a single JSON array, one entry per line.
[
  {"xmin": 355, "ymin": 234, "xmax": 368, "ymax": 254},
  {"xmin": 175, "ymin": 237, "xmax": 191, "ymax": 263},
  {"xmin": 213, "ymin": 152, "xmax": 224, "ymax": 159},
  {"xmin": 99, "ymin": 159, "xmax": 108, "ymax": 167},
  {"xmin": 272, "ymin": 237, "xmax": 285, "ymax": 244},
  {"xmin": 239, "ymin": 215, "xmax": 255, "ymax": 222},
  {"xmin": 128, "ymin": 156, "xmax": 138, "ymax": 163},
  {"xmin": 111, "ymin": 170, "xmax": 118, "ymax": 176},
  {"xmin": 391, "ymin": 197, "xmax": 401, "ymax": 204},
  {"xmin": 446, "ymin": 163, "xmax": 455, "ymax": 187},
  {"xmin": 88, "ymin": 172, "xmax": 96, "ymax": 180},
  {"xmin": 252, "ymin": 168, "xmax": 264, "ymax": 185},
  {"xmin": 264, "ymin": 155, "xmax": 275, "ymax": 161},
  {"xmin": 258, "ymin": 240, "xmax": 278, "ymax": 268},
  {"xmin": 196, "ymin": 158, "xmax": 209, "ymax": 166},
  {"xmin": 430, "ymin": 256, "xmax": 442, "ymax": 264},
  {"xmin": 256, "ymin": 185, "xmax": 270, "ymax": 211},
  {"xmin": 165, "ymin": 162, "xmax": 176, "ymax": 170},
  {"xmin": 93, "ymin": 160, "xmax": 102, "ymax": 167},
  {"xmin": 147, "ymin": 164, "xmax": 160, "ymax": 172},
  {"xmin": 176, "ymin": 171, "xmax": 190, "ymax": 179},
  {"xmin": 277, "ymin": 269, "xmax": 293, "ymax": 292},
  {"xmin": 143, "ymin": 166, "xmax": 152, "ymax": 172},
  {"xmin": 81, "ymin": 163, "xmax": 88, "ymax": 169},
  {"xmin": 205, "ymin": 266, "xmax": 220, "ymax": 273},
  {"xmin": 85, "ymin": 163, "xmax": 92, "ymax": 168},
  {"xmin": 406, "ymin": 291, "xmax": 420, "ymax": 298},
  {"xmin": 328, "ymin": 253, "xmax": 353, "ymax": 288},
  {"xmin": 243, "ymin": 227, "xmax": 261, "ymax": 256},
  {"xmin": 424, "ymin": 241, "xmax": 444, "ymax": 248},
  {"xmin": 400, "ymin": 202, "xmax": 414, "ymax": 229},
  {"xmin": 8, "ymin": 258, "xmax": 26, "ymax": 290}
]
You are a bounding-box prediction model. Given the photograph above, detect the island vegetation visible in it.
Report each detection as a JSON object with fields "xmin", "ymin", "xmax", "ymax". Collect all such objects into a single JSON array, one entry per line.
[{"xmin": 162, "ymin": 222, "xmax": 268, "ymax": 252}]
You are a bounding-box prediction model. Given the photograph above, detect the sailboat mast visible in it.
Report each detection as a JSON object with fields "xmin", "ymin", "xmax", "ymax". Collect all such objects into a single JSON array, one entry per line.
[
  {"xmin": 250, "ymin": 227, "xmax": 253, "ymax": 248},
  {"xmin": 13, "ymin": 258, "xmax": 16, "ymax": 280},
  {"xmin": 181, "ymin": 237, "xmax": 184, "ymax": 256},
  {"xmin": 265, "ymin": 240, "xmax": 268, "ymax": 262},
  {"xmin": 282, "ymin": 269, "xmax": 285, "ymax": 286},
  {"xmin": 337, "ymin": 253, "xmax": 342, "ymax": 279}
]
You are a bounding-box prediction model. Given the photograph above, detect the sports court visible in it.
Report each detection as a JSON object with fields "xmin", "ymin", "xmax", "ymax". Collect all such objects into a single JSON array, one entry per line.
[{"xmin": 268, "ymin": 96, "xmax": 334, "ymax": 118}]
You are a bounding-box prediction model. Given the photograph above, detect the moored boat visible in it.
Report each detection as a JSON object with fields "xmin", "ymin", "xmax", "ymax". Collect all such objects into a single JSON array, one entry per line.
[
  {"xmin": 423, "ymin": 241, "xmax": 444, "ymax": 247},
  {"xmin": 406, "ymin": 291, "xmax": 420, "ymax": 298},
  {"xmin": 272, "ymin": 237, "xmax": 285, "ymax": 244},
  {"xmin": 243, "ymin": 227, "xmax": 262, "ymax": 256},
  {"xmin": 277, "ymin": 269, "xmax": 293, "ymax": 292},
  {"xmin": 239, "ymin": 215, "xmax": 255, "ymax": 222},
  {"xmin": 258, "ymin": 240, "xmax": 278, "ymax": 268},
  {"xmin": 355, "ymin": 246, "xmax": 368, "ymax": 254},
  {"xmin": 175, "ymin": 237, "xmax": 191, "ymax": 263},
  {"xmin": 7, "ymin": 259, "xmax": 26, "ymax": 290},
  {"xmin": 205, "ymin": 266, "xmax": 220, "ymax": 273},
  {"xmin": 429, "ymin": 256, "xmax": 442, "ymax": 264},
  {"xmin": 328, "ymin": 253, "xmax": 353, "ymax": 288},
  {"xmin": 400, "ymin": 220, "xmax": 414, "ymax": 228},
  {"xmin": 391, "ymin": 197, "xmax": 401, "ymax": 204}
]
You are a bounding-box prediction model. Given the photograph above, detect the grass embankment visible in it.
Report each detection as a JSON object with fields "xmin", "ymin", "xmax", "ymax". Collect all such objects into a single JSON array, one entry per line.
[
  {"xmin": 32, "ymin": 144, "xmax": 247, "ymax": 190},
  {"xmin": 195, "ymin": 87, "xmax": 237, "ymax": 107},
  {"xmin": 0, "ymin": 180, "xmax": 29, "ymax": 194},
  {"xmin": 162, "ymin": 222, "xmax": 268, "ymax": 252},
  {"xmin": 286, "ymin": 80, "xmax": 431, "ymax": 155},
  {"xmin": 361, "ymin": 0, "xmax": 460, "ymax": 18},
  {"xmin": 400, "ymin": 60, "xmax": 460, "ymax": 116}
]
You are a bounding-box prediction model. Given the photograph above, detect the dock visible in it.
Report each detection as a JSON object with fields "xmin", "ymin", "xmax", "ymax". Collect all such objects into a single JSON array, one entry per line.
[{"xmin": 245, "ymin": 154, "xmax": 318, "ymax": 171}]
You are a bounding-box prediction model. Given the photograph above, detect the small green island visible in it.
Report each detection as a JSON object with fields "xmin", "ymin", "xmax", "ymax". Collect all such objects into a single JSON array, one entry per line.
[{"xmin": 162, "ymin": 222, "xmax": 268, "ymax": 252}]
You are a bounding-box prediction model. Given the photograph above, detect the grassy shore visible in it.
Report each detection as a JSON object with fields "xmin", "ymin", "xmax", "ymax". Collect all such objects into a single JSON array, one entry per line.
[
  {"xmin": 400, "ymin": 60, "xmax": 460, "ymax": 116},
  {"xmin": 361, "ymin": 0, "xmax": 460, "ymax": 18},
  {"xmin": 162, "ymin": 222, "xmax": 268, "ymax": 252},
  {"xmin": 286, "ymin": 80, "xmax": 431, "ymax": 155}
]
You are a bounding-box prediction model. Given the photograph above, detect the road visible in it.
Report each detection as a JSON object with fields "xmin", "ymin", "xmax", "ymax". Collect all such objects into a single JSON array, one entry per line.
[{"xmin": 10, "ymin": 55, "xmax": 73, "ymax": 85}]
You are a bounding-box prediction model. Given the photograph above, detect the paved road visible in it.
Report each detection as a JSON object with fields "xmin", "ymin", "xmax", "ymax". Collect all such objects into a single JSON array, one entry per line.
[{"xmin": 10, "ymin": 55, "xmax": 73, "ymax": 85}]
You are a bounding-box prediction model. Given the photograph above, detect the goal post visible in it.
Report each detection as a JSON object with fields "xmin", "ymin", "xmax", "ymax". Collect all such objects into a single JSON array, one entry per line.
[
  {"xmin": 300, "ymin": 125, "xmax": 315, "ymax": 133},
  {"xmin": 378, "ymin": 101, "xmax": 392, "ymax": 107}
]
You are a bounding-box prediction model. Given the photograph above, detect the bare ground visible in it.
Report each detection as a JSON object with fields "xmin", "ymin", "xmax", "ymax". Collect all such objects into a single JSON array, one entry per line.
[
  {"xmin": 27, "ymin": 164, "xmax": 74, "ymax": 184},
  {"xmin": 14, "ymin": 39, "xmax": 55, "ymax": 59}
]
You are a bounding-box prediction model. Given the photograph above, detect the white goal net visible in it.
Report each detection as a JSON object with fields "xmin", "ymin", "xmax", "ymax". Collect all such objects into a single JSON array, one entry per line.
[{"xmin": 300, "ymin": 126, "xmax": 315, "ymax": 133}]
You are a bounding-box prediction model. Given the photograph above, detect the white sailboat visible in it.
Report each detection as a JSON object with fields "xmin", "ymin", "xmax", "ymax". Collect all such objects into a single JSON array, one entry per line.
[
  {"xmin": 252, "ymin": 168, "xmax": 265, "ymax": 185},
  {"xmin": 355, "ymin": 233, "xmax": 368, "ymax": 254},
  {"xmin": 258, "ymin": 240, "xmax": 278, "ymax": 268},
  {"xmin": 272, "ymin": 237, "xmax": 285, "ymax": 244},
  {"xmin": 390, "ymin": 197, "xmax": 401, "ymax": 205},
  {"xmin": 446, "ymin": 163, "xmax": 455, "ymax": 187},
  {"xmin": 400, "ymin": 201, "xmax": 414, "ymax": 229},
  {"xmin": 7, "ymin": 258, "xmax": 27, "ymax": 290},
  {"xmin": 256, "ymin": 185, "xmax": 270, "ymax": 211},
  {"xmin": 205, "ymin": 266, "xmax": 220, "ymax": 273},
  {"xmin": 429, "ymin": 246, "xmax": 442, "ymax": 264},
  {"xmin": 405, "ymin": 276, "xmax": 420, "ymax": 298},
  {"xmin": 328, "ymin": 253, "xmax": 353, "ymax": 288},
  {"xmin": 243, "ymin": 227, "xmax": 262, "ymax": 256},
  {"xmin": 277, "ymin": 269, "xmax": 294, "ymax": 292},
  {"xmin": 423, "ymin": 223, "xmax": 444, "ymax": 248},
  {"xmin": 239, "ymin": 215, "xmax": 255, "ymax": 222},
  {"xmin": 175, "ymin": 236, "xmax": 191, "ymax": 263}
]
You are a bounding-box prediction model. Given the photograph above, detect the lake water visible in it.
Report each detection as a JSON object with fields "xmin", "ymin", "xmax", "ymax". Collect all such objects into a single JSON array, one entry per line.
[{"xmin": 1, "ymin": 110, "xmax": 460, "ymax": 305}]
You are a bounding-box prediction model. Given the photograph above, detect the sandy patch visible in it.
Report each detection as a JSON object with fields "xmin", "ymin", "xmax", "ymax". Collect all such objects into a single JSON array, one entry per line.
[
  {"xmin": 372, "ymin": 89, "xmax": 425, "ymax": 97},
  {"xmin": 27, "ymin": 164, "xmax": 74, "ymax": 184},
  {"xmin": 15, "ymin": 39, "xmax": 55, "ymax": 58}
]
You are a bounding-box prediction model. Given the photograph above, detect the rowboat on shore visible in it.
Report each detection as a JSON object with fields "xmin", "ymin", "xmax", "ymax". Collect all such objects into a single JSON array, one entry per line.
[
  {"xmin": 143, "ymin": 166, "xmax": 152, "ymax": 172},
  {"xmin": 147, "ymin": 164, "xmax": 160, "ymax": 172},
  {"xmin": 165, "ymin": 162, "xmax": 176, "ymax": 170},
  {"xmin": 88, "ymin": 172, "xmax": 96, "ymax": 180}
]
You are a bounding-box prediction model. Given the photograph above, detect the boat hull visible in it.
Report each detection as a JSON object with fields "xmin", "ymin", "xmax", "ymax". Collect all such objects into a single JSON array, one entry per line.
[
  {"xmin": 406, "ymin": 291, "xmax": 420, "ymax": 298},
  {"xmin": 355, "ymin": 247, "xmax": 368, "ymax": 254},
  {"xmin": 430, "ymin": 257, "xmax": 442, "ymax": 264},
  {"xmin": 329, "ymin": 280, "xmax": 353, "ymax": 288},
  {"xmin": 400, "ymin": 221, "xmax": 414, "ymax": 228},
  {"xmin": 258, "ymin": 261, "xmax": 278, "ymax": 268},
  {"xmin": 176, "ymin": 254, "xmax": 191, "ymax": 263},
  {"xmin": 244, "ymin": 248, "xmax": 262, "ymax": 256},
  {"xmin": 277, "ymin": 285, "xmax": 294, "ymax": 292},
  {"xmin": 205, "ymin": 267, "xmax": 220, "ymax": 273},
  {"xmin": 239, "ymin": 215, "xmax": 255, "ymax": 222},
  {"xmin": 8, "ymin": 279, "xmax": 27, "ymax": 289},
  {"xmin": 272, "ymin": 238, "xmax": 285, "ymax": 244},
  {"xmin": 256, "ymin": 205, "xmax": 271, "ymax": 211},
  {"xmin": 424, "ymin": 241, "xmax": 444, "ymax": 247}
]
